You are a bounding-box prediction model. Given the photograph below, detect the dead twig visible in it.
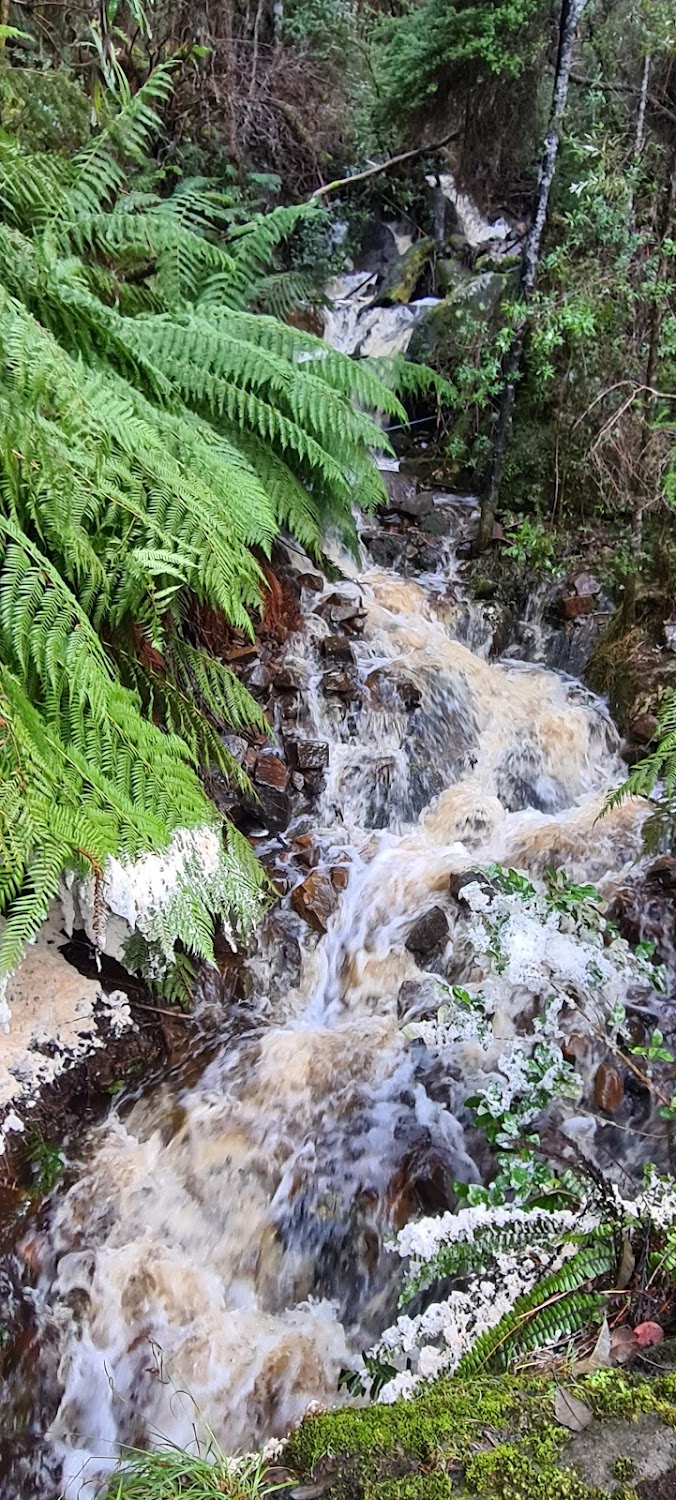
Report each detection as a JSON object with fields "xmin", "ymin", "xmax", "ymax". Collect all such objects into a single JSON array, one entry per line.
[{"xmin": 309, "ymin": 129, "xmax": 461, "ymax": 201}]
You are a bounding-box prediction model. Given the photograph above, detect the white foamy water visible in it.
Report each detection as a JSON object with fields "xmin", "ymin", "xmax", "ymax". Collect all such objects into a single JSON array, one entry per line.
[{"xmin": 5, "ymin": 525, "xmax": 655, "ymax": 1498}]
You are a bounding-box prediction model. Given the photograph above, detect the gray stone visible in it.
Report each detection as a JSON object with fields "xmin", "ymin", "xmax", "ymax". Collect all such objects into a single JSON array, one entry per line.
[
  {"xmin": 382, "ymin": 470, "xmax": 418, "ymax": 512},
  {"xmin": 564, "ymin": 1414, "xmax": 676, "ymax": 1491},
  {"xmin": 285, "ymin": 738, "xmax": 330, "ymax": 772},
  {"xmin": 390, "ymin": 489, "xmax": 434, "ymax": 520},
  {"xmin": 409, "ymin": 270, "xmax": 516, "ymax": 365}
]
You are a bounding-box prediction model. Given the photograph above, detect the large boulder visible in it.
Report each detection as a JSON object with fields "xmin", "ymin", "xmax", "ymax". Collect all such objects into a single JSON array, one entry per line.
[{"xmin": 409, "ymin": 270, "xmax": 516, "ymax": 364}]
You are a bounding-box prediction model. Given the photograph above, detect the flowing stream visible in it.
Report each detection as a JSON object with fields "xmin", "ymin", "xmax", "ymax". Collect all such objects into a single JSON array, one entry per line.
[{"xmin": 1, "ymin": 502, "xmax": 658, "ymax": 1498}]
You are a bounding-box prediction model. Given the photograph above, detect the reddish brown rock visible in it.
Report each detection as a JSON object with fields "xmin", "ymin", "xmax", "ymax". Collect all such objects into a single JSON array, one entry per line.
[
  {"xmin": 562, "ymin": 593, "xmax": 593, "ymax": 620},
  {"xmin": 285, "ymin": 738, "xmax": 330, "ymax": 772},
  {"xmin": 563, "ymin": 1031, "xmax": 591, "ymax": 1064},
  {"xmin": 330, "ymin": 866, "xmax": 349, "ymax": 891},
  {"xmin": 254, "ymin": 752, "xmax": 289, "ymax": 791},
  {"xmin": 323, "ymin": 668, "xmax": 358, "ymax": 698},
  {"xmin": 291, "ymin": 872, "xmax": 338, "ymax": 933},
  {"xmin": 594, "ymin": 1060, "xmax": 624, "ymax": 1113}
]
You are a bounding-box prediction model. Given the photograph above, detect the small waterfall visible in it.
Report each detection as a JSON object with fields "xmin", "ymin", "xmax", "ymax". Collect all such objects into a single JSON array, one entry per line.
[
  {"xmin": 1, "ymin": 513, "xmax": 658, "ymax": 1498},
  {"xmin": 322, "ymin": 272, "xmax": 439, "ymax": 359}
]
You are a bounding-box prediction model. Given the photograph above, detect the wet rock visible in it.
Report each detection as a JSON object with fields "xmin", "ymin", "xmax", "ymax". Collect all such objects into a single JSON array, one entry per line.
[
  {"xmin": 271, "ymin": 663, "xmax": 304, "ymax": 692},
  {"xmin": 247, "ymin": 660, "xmax": 272, "ymax": 691},
  {"xmin": 254, "ymin": 751, "xmax": 289, "ymax": 791},
  {"xmin": 571, "ymin": 571, "xmax": 601, "ymax": 597},
  {"xmin": 435, "ymin": 256, "xmax": 471, "ymax": 294},
  {"xmin": 297, "ymin": 571, "xmax": 324, "ymax": 593},
  {"xmin": 665, "ymin": 620, "xmax": 676, "ymax": 653},
  {"xmin": 330, "ymin": 866, "xmax": 349, "ymax": 891},
  {"xmin": 406, "ymin": 906, "xmax": 449, "ymax": 957},
  {"xmin": 420, "ymin": 510, "xmax": 451, "ymax": 536},
  {"xmin": 410, "ymin": 270, "xmax": 515, "ymax": 364},
  {"xmin": 293, "ymin": 832, "xmax": 317, "ymax": 866},
  {"xmin": 544, "ymin": 614, "xmax": 612, "ymax": 679},
  {"xmin": 403, "ymin": 535, "xmax": 442, "ymax": 574},
  {"xmin": 222, "ymin": 733, "xmax": 248, "ymax": 764},
  {"xmin": 252, "ymin": 785, "xmax": 291, "ymax": 832},
  {"xmin": 376, "ymin": 237, "xmax": 435, "ymax": 305},
  {"xmin": 563, "ymin": 1031, "xmax": 592, "ymax": 1065},
  {"xmin": 389, "ymin": 487, "xmax": 434, "ymax": 520},
  {"xmin": 382, "ymin": 470, "xmax": 418, "ymax": 513},
  {"xmin": 320, "ymin": 635, "xmax": 354, "ymax": 663},
  {"xmin": 362, "ymin": 531, "xmax": 406, "ymax": 568},
  {"xmin": 285, "ymin": 738, "xmax": 330, "ymax": 772},
  {"xmin": 562, "ymin": 593, "xmax": 593, "ymax": 620},
  {"xmin": 365, "ymin": 667, "xmax": 421, "ymax": 712},
  {"xmin": 594, "ymin": 1061, "xmax": 624, "ymax": 1114},
  {"xmin": 449, "ymin": 870, "xmax": 494, "ymax": 903},
  {"xmin": 316, "ymin": 592, "xmax": 367, "ymax": 634},
  {"xmin": 323, "ymin": 668, "xmax": 359, "ymax": 698},
  {"xmin": 291, "ymin": 872, "xmax": 338, "ymax": 933}
]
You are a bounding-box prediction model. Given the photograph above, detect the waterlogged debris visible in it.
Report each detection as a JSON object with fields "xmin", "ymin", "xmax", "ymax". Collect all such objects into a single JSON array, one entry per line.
[
  {"xmin": 616, "ymin": 1236, "xmax": 636, "ymax": 1291},
  {"xmin": 554, "ymin": 1387, "xmax": 593, "ymax": 1432},
  {"xmin": 609, "ymin": 1326, "xmax": 640, "ymax": 1365},
  {"xmin": 574, "ymin": 1319, "xmax": 613, "ymax": 1374}
]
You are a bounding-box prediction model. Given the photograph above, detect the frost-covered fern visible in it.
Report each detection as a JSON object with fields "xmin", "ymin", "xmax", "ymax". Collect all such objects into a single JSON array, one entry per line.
[
  {"xmin": 362, "ymin": 1170, "xmax": 676, "ymax": 1400},
  {"xmin": 0, "ymin": 61, "xmax": 407, "ymax": 992}
]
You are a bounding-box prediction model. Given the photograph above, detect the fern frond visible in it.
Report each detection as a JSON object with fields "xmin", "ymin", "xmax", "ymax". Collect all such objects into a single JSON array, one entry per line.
[{"xmin": 456, "ymin": 1242, "xmax": 614, "ymax": 1376}]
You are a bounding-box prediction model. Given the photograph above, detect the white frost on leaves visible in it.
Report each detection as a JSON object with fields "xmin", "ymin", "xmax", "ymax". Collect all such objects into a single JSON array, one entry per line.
[
  {"xmin": 68, "ymin": 824, "xmax": 260, "ymax": 970},
  {"xmin": 396, "ymin": 1202, "xmax": 583, "ymax": 1271},
  {"xmin": 371, "ymin": 1203, "xmax": 588, "ymax": 1403},
  {"xmin": 0, "ymin": 1108, "xmax": 25, "ymax": 1155}
]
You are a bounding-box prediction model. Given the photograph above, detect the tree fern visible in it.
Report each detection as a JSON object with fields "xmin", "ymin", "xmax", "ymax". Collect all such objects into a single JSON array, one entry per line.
[
  {"xmin": 605, "ymin": 689, "xmax": 676, "ymax": 815},
  {"xmin": 0, "ymin": 59, "xmax": 414, "ymax": 989}
]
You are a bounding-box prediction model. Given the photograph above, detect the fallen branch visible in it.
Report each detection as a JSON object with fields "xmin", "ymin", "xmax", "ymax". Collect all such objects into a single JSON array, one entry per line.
[{"xmin": 309, "ymin": 130, "xmax": 461, "ymax": 202}]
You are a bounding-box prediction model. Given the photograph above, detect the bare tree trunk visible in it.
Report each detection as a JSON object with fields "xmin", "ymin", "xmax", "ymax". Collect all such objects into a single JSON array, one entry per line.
[
  {"xmin": 622, "ymin": 137, "xmax": 676, "ymax": 624},
  {"xmin": 627, "ymin": 54, "xmax": 651, "ymax": 229},
  {"xmin": 477, "ymin": 0, "xmax": 589, "ymax": 551}
]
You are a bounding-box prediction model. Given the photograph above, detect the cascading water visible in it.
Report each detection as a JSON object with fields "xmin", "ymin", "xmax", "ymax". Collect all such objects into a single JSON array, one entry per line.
[{"xmin": 1, "ymin": 503, "xmax": 660, "ymax": 1499}]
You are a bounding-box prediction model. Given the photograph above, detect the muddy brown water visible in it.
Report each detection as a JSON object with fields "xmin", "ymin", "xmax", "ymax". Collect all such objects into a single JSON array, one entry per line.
[{"xmin": 0, "ymin": 515, "xmax": 667, "ymax": 1498}]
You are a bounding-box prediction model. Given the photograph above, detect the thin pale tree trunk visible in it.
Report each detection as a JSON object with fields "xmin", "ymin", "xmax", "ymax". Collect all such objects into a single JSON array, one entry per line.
[{"xmin": 477, "ymin": 0, "xmax": 589, "ymax": 551}]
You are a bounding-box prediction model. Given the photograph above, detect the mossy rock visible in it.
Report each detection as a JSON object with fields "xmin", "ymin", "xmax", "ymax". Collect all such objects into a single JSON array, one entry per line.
[
  {"xmin": 408, "ymin": 270, "xmax": 517, "ymax": 365},
  {"xmin": 283, "ymin": 1370, "xmax": 676, "ymax": 1498},
  {"xmin": 377, "ymin": 238, "xmax": 435, "ymax": 305},
  {"xmin": 586, "ymin": 624, "xmax": 676, "ymax": 741},
  {"xmin": 436, "ymin": 257, "xmax": 473, "ymax": 295}
]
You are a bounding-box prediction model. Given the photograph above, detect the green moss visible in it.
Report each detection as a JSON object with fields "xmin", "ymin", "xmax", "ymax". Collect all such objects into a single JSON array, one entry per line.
[
  {"xmin": 364, "ymin": 1477, "xmax": 454, "ymax": 1499},
  {"xmin": 284, "ymin": 1370, "xmax": 676, "ymax": 1499},
  {"xmin": 612, "ymin": 1457, "xmax": 634, "ymax": 1480}
]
